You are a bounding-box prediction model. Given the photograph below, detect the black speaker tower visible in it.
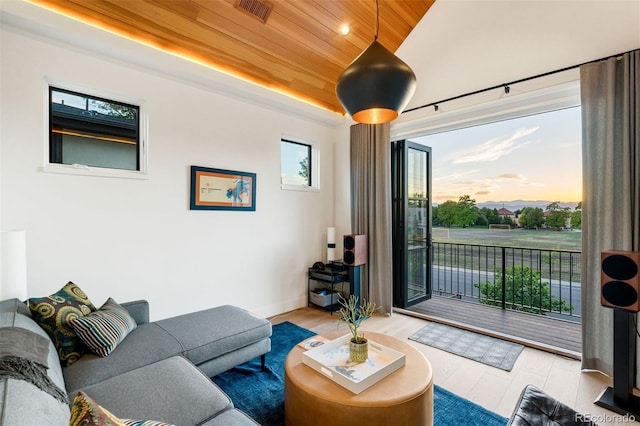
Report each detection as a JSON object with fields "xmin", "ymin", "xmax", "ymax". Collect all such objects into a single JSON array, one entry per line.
[
  {"xmin": 594, "ymin": 309, "xmax": 640, "ymax": 416},
  {"xmin": 595, "ymin": 251, "xmax": 640, "ymax": 416},
  {"xmin": 349, "ymin": 265, "xmax": 361, "ymax": 303}
]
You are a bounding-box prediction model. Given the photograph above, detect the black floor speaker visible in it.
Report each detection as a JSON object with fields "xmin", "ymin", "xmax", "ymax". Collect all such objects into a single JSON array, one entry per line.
[
  {"xmin": 601, "ymin": 250, "xmax": 640, "ymax": 312},
  {"xmin": 595, "ymin": 250, "xmax": 640, "ymax": 417}
]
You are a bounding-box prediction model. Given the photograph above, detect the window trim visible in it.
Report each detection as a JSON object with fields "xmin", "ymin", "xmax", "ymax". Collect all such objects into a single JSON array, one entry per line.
[
  {"xmin": 392, "ymin": 79, "xmax": 580, "ymax": 141},
  {"xmin": 280, "ymin": 137, "xmax": 320, "ymax": 192},
  {"xmin": 42, "ymin": 78, "xmax": 149, "ymax": 180}
]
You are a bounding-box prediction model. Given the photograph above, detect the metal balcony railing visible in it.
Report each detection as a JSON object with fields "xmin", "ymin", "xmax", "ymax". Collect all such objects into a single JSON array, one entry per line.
[{"xmin": 432, "ymin": 241, "xmax": 582, "ymax": 321}]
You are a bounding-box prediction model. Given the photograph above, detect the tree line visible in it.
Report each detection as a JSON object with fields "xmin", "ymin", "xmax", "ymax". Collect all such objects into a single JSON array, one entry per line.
[{"xmin": 432, "ymin": 195, "xmax": 582, "ymax": 230}]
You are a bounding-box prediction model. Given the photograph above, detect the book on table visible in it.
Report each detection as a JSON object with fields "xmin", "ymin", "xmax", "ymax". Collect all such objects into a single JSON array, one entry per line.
[
  {"xmin": 297, "ymin": 335, "xmax": 330, "ymax": 350},
  {"xmin": 301, "ymin": 334, "xmax": 406, "ymax": 394}
]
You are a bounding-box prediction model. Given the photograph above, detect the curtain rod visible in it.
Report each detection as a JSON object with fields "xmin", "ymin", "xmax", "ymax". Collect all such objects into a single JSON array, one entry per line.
[{"xmin": 403, "ymin": 49, "xmax": 637, "ymax": 115}]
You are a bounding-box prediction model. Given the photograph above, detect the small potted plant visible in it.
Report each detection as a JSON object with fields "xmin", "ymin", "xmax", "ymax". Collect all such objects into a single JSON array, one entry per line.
[{"xmin": 338, "ymin": 294, "xmax": 378, "ymax": 363}]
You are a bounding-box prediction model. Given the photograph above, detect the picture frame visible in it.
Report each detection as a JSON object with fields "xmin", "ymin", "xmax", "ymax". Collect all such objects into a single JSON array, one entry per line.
[{"xmin": 190, "ymin": 166, "xmax": 256, "ymax": 211}]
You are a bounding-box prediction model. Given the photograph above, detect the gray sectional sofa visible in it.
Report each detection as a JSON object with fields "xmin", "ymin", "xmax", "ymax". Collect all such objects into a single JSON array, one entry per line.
[{"xmin": 0, "ymin": 297, "xmax": 272, "ymax": 425}]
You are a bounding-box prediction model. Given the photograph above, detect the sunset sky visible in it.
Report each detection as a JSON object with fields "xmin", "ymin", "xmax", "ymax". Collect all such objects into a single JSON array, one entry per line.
[{"xmin": 413, "ymin": 106, "xmax": 582, "ymax": 205}]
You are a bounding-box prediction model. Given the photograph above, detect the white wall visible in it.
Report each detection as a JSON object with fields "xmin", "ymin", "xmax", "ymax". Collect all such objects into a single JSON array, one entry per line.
[{"xmin": 0, "ymin": 22, "xmax": 339, "ymax": 320}]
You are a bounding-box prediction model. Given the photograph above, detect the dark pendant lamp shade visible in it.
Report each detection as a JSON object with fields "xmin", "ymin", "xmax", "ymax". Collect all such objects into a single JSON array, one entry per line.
[{"xmin": 336, "ymin": 40, "xmax": 417, "ymax": 124}]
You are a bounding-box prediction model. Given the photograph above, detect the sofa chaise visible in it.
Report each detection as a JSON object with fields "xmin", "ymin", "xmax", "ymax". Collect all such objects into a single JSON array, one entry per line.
[{"xmin": 0, "ymin": 285, "xmax": 272, "ymax": 426}]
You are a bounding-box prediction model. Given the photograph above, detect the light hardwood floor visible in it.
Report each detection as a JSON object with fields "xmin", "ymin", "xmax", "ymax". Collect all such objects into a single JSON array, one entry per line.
[{"xmin": 269, "ymin": 307, "xmax": 636, "ymax": 426}]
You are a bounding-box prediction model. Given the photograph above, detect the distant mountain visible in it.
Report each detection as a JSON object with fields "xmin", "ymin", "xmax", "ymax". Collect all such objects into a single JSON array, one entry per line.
[{"xmin": 476, "ymin": 200, "xmax": 580, "ymax": 212}]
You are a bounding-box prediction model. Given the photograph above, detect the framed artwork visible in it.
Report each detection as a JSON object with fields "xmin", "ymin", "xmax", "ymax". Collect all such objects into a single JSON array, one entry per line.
[{"xmin": 190, "ymin": 166, "xmax": 256, "ymax": 211}]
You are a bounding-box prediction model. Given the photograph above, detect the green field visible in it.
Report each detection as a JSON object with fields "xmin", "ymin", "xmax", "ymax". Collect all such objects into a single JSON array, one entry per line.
[{"xmin": 433, "ymin": 227, "xmax": 582, "ymax": 251}]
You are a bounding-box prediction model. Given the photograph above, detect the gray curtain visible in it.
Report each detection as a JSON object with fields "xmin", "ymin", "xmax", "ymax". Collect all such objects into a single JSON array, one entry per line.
[
  {"xmin": 350, "ymin": 123, "xmax": 393, "ymax": 314},
  {"xmin": 580, "ymin": 50, "xmax": 640, "ymax": 377}
]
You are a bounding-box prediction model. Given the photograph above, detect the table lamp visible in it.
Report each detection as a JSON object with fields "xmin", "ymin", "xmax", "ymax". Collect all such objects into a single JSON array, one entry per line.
[{"xmin": 1, "ymin": 230, "xmax": 28, "ymax": 301}]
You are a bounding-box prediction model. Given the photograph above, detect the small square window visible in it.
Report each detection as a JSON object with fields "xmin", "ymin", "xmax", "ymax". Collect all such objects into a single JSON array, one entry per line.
[
  {"xmin": 281, "ymin": 139, "xmax": 313, "ymax": 187},
  {"xmin": 49, "ymin": 87, "xmax": 140, "ymax": 172}
]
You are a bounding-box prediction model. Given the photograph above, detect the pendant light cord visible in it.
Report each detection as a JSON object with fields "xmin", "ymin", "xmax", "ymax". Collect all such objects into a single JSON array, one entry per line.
[{"xmin": 375, "ymin": 0, "xmax": 379, "ymax": 41}]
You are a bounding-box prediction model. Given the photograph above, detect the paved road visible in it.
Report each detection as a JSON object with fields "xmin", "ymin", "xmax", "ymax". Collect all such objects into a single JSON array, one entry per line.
[{"xmin": 429, "ymin": 265, "xmax": 582, "ymax": 317}]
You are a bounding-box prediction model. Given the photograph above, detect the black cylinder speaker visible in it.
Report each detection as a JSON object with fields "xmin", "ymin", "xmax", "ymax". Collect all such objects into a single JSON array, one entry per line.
[
  {"xmin": 343, "ymin": 234, "xmax": 367, "ymax": 266},
  {"xmin": 601, "ymin": 250, "xmax": 640, "ymax": 312}
]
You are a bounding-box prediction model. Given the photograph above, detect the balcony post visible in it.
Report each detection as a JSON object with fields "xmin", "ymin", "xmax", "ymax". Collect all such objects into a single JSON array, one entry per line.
[{"xmin": 501, "ymin": 247, "xmax": 506, "ymax": 310}]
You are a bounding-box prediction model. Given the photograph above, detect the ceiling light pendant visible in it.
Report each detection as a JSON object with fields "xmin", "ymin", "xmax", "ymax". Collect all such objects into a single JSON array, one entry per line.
[{"xmin": 336, "ymin": 0, "xmax": 417, "ymax": 124}]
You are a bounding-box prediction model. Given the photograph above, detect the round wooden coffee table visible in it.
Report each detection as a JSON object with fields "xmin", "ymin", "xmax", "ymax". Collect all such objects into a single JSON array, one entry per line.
[{"xmin": 284, "ymin": 331, "xmax": 433, "ymax": 426}]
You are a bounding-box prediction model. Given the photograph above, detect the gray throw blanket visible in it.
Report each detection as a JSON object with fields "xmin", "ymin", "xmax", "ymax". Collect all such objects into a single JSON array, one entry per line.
[{"xmin": 0, "ymin": 327, "xmax": 68, "ymax": 403}]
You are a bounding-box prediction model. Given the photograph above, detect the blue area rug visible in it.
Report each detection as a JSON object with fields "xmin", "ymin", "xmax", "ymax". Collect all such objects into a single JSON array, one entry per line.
[
  {"xmin": 434, "ymin": 384, "xmax": 508, "ymax": 426},
  {"xmin": 212, "ymin": 321, "xmax": 508, "ymax": 426}
]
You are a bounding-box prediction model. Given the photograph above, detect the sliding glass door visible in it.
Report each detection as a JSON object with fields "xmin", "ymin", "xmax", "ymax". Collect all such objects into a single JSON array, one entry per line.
[{"xmin": 392, "ymin": 140, "xmax": 432, "ymax": 308}]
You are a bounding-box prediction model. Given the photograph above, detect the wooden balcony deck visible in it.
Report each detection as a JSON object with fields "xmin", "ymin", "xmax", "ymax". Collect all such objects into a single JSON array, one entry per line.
[{"xmin": 395, "ymin": 295, "xmax": 582, "ymax": 360}]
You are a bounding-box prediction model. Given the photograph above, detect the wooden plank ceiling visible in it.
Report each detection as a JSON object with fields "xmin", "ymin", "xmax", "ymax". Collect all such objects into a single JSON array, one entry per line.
[{"xmin": 28, "ymin": 0, "xmax": 434, "ymax": 115}]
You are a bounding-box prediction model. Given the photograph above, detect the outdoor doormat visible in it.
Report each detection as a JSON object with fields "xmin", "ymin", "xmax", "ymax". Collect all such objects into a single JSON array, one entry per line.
[{"xmin": 409, "ymin": 322, "xmax": 524, "ymax": 371}]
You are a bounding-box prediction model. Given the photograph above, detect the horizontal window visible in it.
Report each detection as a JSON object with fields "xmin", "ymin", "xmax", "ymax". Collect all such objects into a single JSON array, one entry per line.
[{"xmin": 49, "ymin": 87, "xmax": 141, "ymax": 172}]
